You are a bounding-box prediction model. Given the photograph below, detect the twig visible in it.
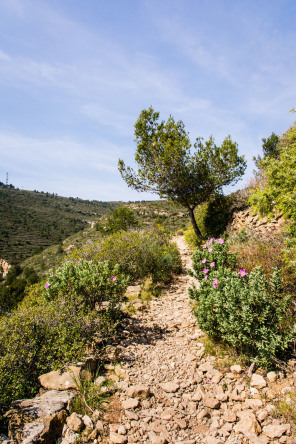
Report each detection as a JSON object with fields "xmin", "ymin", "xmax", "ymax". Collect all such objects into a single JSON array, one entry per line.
[
  {"xmin": 82, "ymin": 393, "xmax": 94, "ymax": 414},
  {"xmin": 247, "ymin": 359, "xmax": 257, "ymax": 378}
]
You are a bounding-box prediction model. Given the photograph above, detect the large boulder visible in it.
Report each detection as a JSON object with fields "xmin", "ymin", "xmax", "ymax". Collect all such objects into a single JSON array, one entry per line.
[
  {"xmin": 38, "ymin": 356, "xmax": 99, "ymax": 390},
  {"xmin": 5, "ymin": 390, "xmax": 76, "ymax": 444}
]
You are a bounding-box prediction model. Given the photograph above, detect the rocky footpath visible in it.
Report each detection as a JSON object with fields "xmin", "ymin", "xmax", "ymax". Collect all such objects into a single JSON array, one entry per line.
[
  {"xmin": 2, "ymin": 237, "xmax": 296, "ymax": 443},
  {"xmin": 97, "ymin": 237, "xmax": 296, "ymax": 444}
]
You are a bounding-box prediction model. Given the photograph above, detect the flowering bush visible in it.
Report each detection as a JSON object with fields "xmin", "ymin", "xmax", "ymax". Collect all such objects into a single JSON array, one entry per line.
[
  {"xmin": 189, "ymin": 238, "xmax": 294, "ymax": 367},
  {"xmin": 44, "ymin": 260, "xmax": 129, "ymax": 311}
]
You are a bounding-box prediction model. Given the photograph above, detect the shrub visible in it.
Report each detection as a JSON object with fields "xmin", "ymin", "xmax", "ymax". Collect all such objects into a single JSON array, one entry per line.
[
  {"xmin": 230, "ymin": 236, "xmax": 296, "ymax": 296},
  {"xmin": 70, "ymin": 228, "xmax": 182, "ymax": 285},
  {"xmin": 249, "ymin": 123, "xmax": 296, "ymax": 232},
  {"xmin": 0, "ymin": 285, "xmax": 99, "ymax": 431},
  {"xmin": 97, "ymin": 205, "xmax": 139, "ymax": 233},
  {"xmin": 189, "ymin": 238, "xmax": 294, "ymax": 367},
  {"xmin": 194, "ymin": 194, "xmax": 234, "ymax": 239},
  {"xmin": 44, "ymin": 260, "xmax": 129, "ymax": 311}
]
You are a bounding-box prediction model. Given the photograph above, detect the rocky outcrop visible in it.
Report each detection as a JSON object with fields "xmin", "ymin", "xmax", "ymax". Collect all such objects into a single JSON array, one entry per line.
[
  {"xmin": 0, "ymin": 259, "xmax": 11, "ymax": 277},
  {"xmin": 5, "ymin": 390, "xmax": 76, "ymax": 443},
  {"xmin": 227, "ymin": 207, "xmax": 285, "ymax": 238}
]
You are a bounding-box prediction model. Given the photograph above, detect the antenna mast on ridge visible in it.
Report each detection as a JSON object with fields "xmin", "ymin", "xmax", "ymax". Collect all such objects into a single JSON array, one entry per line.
[{"xmin": 6, "ymin": 172, "xmax": 8, "ymax": 186}]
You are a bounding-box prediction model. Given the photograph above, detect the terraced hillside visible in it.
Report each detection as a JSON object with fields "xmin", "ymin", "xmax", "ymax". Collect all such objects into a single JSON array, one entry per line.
[{"xmin": 0, "ymin": 186, "xmax": 121, "ymax": 264}]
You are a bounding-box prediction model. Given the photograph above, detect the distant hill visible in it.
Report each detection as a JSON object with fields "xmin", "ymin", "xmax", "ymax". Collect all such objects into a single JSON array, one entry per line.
[{"xmin": 0, "ymin": 185, "xmax": 121, "ymax": 264}]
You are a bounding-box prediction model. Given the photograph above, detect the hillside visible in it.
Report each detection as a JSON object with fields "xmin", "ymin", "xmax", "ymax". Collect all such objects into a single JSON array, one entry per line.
[
  {"xmin": 19, "ymin": 199, "xmax": 187, "ymax": 278},
  {"xmin": 0, "ymin": 186, "xmax": 121, "ymax": 265}
]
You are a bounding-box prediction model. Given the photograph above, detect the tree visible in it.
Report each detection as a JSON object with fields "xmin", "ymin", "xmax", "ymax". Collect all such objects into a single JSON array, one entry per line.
[
  {"xmin": 249, "ymin": 123, "xmax": 296, "ymax": 231},
  {"xmin": 253, "ymin": 132, "xmax": 280, "ymax": 170},
  {"xmin": 118, "ymin": 107, "xmax": 247, "ymax": 237}
]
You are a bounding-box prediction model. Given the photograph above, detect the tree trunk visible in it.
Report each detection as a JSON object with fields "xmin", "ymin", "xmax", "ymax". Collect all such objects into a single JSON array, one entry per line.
[{"xmin": 188, "ymin": 207, "xmax": 202, "ymax": 239}]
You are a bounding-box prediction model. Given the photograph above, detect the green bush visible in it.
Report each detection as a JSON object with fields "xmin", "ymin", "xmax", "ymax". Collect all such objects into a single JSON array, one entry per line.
[
  {"xmin": 0, "ymin": 285, "xmax": 98, "ymax": 431},
  {"xmin": 189, "ymin": 238, "xmax": 294, "ymax": 367},
  {"xmin": 97, "ymin": 205, "xmax": 139, "ymax": 234},
  {"xmin": 70, "ymin": 228, "xmax": 182, "ymax": 284},
  {"xmin": 44, "ymin": 260, "xmax": 129, "ymax": 311},
  {"xmin": 249, "ymin": 123, "xmax": 296, "ymax": 232}
]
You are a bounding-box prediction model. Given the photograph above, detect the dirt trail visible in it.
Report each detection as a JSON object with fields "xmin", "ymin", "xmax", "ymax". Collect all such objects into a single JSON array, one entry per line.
[{"xmin": 104, "ymin": 236, "xmax": 294, "ymax": 444}]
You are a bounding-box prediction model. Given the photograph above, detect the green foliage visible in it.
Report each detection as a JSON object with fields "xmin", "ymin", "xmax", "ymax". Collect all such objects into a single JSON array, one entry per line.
[
  {"xmin": 249, "ymin": 123, "xmax": 296, "ymax": 229},
  {"xmin": 0, "ymin": 266, "xmax": 39, "ymax": 314},
  {"xmin": 118, "ymin": 107, "xmax": 246, "ymax": 237},
  {"xmin": 44, "ymin": 260, "xmax": 129, "ymax": 311},
  {"xmin": 253, "ymin": 132, "xmax": 280, "ymax": 169},
  {"xmin": 184, "ymin": 225, "xmax": 201, "ymax": 249},
  {"xmin": 189, "ymin": 239, "xmax": 294, "ymax": 367},
  {"xmin": 98, "ymin": 205, "xmax": 139, "ymax": 234},
  {"xmin": 0, "ymin": 285, "xmax": 99, "ymax": 430},
  {"xmin": 194, "ymin": 194, "xmax": 234, "ymax": 239},
  {"xmin": 0, "ymin": 187, "xmax": 120, "ymax": 264},
  {"xmin": 70, "ymin": 228, "xmax": 182, "ymax": 285}
]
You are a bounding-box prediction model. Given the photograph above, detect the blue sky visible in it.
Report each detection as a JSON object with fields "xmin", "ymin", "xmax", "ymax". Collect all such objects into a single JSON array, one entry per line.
[{"xmin": 0, "ymin": 0, "xmax": 295, "ymax": 201}]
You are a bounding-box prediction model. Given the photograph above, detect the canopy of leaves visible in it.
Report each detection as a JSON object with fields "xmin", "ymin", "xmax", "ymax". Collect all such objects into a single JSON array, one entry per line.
[
  {"xmin": 249, "ymin": 123, "xmax": 296, "ymax": 226},
  {"xmin": 118, "ymin": 107, "xmax": 247, "ymax": 212},
  {"xmin": 253, "ymin": 132, "xmax": 280, "ymax": 170}
]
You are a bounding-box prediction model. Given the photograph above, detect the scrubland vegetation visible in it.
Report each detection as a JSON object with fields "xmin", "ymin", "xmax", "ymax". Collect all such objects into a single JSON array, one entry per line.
[
  {"xmin": 0, "ymin": 203, "xmax": 182, "ymax": 431},
  {"xmin": 0, "ymin": 115, "xmax": 295, "ymax": 433}
]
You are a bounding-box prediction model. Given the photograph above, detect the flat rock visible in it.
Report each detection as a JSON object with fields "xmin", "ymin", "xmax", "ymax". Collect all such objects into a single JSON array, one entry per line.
[
  {"xmin": 159, "ymin": 382, "xmax": 179, "ymax": 393},
  {"xmin": 251, "ymin": 374, "xmax": 267, "ymax": 389},
  {"xmin": 203, "ymin": 394, "xmax": 220, "ymax": 409},
  {"xmin": 126, "ymin": 385, "xmax": 150, "ymax": 399},
  {"xmin": 110, "ymin": 431, "xmax": 128, "ymax": 443},
  {"xmin": 122, "ymin": 398, "xmax": 139, "ymax": 409},
  {"xmin": 234, "ymin": 411, "xmax": 261, "ymax": 435},
  {"xmin": 262, "ymin": 424, "xmax": 290, "ymax": 438},
  {"xmin": 230, "ymin": 365, "xmax": 243, "ymax": 374}
]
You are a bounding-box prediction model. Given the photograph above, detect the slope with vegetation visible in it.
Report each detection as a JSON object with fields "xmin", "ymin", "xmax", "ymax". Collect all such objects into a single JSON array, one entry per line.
[{"xmin": 0, "ymin": 186, "xmax": 121, "ymax": 265}]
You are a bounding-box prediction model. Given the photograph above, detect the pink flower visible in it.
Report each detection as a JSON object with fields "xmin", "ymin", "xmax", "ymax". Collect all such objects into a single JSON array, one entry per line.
[
  {"xmin": 202, "ymin": 258, "xmax": 207, "ymax": 263},
  {"xmin": 217, "ymin": 238, "xmax": 224, "ymax": 244},
  {"xmin": 208, "ymin": 248, "xmax": 213, "ymax": 252},
  {"xmin": 45, "ymin": 282, "xmax": 50, "ymax": 289},
  {"xmin": 111, "ymin": 276, "xmax": 116, "ymax": 281},
  {"xmin": 239, "ymin": 269, "xmax": 247, "ymax": 277},
  {"xmin": 204, "ymin": 275, "xmax": 208, "ymax": 280},
  {"xmin": 203, "ymin": 268, "xmax": 209, "ymax": 274},
  {"xmin": 213, "ymin": 278, "xmax": 219, "ymax": 288},
  {"xmin": 210, "ymin": 262, "xmax": 215, "ymax": 267},
  {"xmin": 202, "ymin": 243, "xmax": 207, "ymax": 249},
  {"xmin": 209, "ymin": 238, "xmax": 215, "ymax": 244}
]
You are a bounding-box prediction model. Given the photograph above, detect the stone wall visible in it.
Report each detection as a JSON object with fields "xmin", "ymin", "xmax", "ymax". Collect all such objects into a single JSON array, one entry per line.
[{"xmin": 227, "ymin": 207, "xmax": 286, "ymax": 239}]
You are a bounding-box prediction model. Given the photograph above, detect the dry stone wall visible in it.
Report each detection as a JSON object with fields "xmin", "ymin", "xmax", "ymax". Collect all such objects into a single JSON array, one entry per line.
[{"xmin": 227, "ymin": 208, "xmax": 286, "ymax": 239}]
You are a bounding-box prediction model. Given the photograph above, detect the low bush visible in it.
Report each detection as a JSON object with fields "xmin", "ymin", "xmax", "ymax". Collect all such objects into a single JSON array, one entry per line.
[
  {"xmin": 0, "ymin": 285, "xmax": 97, "ymax": 431},
  {"xmin": 0, "ymin": 260, "xmax": 129, "ymax": 432},
  {"xmin": 70, "ymin": 227, "xmax": 182, "ymax": 285},
  {"xmin": 189, "ymin": 238, "xmax": 294, "ymax": 367},
  {"xmin": 97, "ymin": 205, "xmax": 139, "ymax": 234},
  {"xmin": 44, "ymin": 260, "xmax": 129, "ymax": 311}
]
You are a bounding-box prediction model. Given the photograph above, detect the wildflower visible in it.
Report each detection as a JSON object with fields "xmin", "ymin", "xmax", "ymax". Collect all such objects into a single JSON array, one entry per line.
[
  {"xmin": 202, "ymin": 243, "xmax": 207, "ymax": 249},
  {"xmin": 45, "ymin": 282, "xmax": 50, "ymax": 289},
  {"xmin": 210, "ymin": 262, "xmax": 215, "ymax": 267},
  {"xmin": 239, "ymin": 269, "xmax": 247, "ymax": 277},
  {"xmin": 217, "ymin": 238, "xmax": 224, "ymax": 244},
  {"xmin": 209, "ymin": 238, "xmax": 215, "ymax": 244},
  {"xmin": 203, "ymin": 268, "xmax": 209, "ymax": 274},
  {"xmin": 213, "ymin": 278, "xmax": 219, "ymax": 288},
  {"xmin": 202, "ymin": 258, "xmax": 207, "ymax": 263},
  {"xmin": 111, "ymin": 276, "xmax": 116, "ymax": 281},
  {"xmin": 208, "ymin": 248, "xmax": 213, "ymax": 252},
  {"xmin": 78, "ymin": 258, "xmax": 82, "ymax": 263},
  {"xmin": 204, "ymin": 275, "xmax": 208, "ymax": 280}
]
